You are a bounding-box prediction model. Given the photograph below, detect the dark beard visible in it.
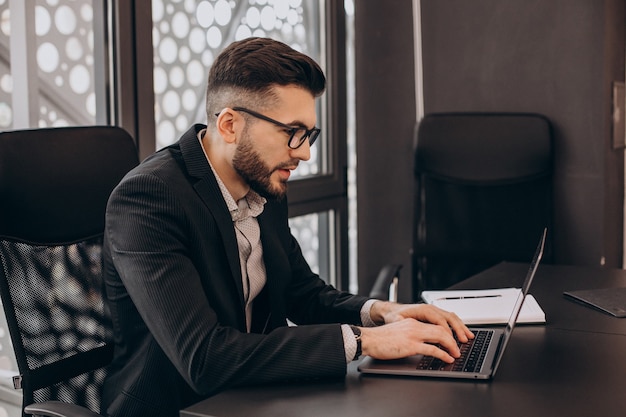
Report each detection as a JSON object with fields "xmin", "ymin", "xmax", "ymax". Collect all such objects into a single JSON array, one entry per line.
[{"xmin": 232, "ymin": 134, "xmax": 288, "ymax": 200}]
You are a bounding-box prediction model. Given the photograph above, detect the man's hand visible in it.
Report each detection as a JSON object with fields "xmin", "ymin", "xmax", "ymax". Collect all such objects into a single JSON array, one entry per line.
[{"xmin": 361, "ymin": 302, "xmax": 475, "ymax": 363}]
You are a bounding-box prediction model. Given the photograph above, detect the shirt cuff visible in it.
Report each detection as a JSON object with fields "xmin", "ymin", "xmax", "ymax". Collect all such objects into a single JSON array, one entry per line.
[
  {"xmin": 343, "ymin": 299, "xmax": 379, "ymax": 363},
  {"xmin": 341, "ymin": 324, "xmax": 357, "ymax": 363},
  {"xmin": 360, "ymin": 299, "xmax": 378, "ymax": 327}
]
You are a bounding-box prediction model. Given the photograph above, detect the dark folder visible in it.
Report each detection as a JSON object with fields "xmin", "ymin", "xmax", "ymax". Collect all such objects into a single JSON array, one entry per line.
[{"xmin": 563, "ymin": 287, "xmax": 626, "ymax": 318}]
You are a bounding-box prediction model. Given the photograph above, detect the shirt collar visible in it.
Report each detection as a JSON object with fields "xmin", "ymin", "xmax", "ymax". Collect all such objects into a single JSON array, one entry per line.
[{"xmin": 197, "ymin": 129, "xmax": 267, "ymax": 221}]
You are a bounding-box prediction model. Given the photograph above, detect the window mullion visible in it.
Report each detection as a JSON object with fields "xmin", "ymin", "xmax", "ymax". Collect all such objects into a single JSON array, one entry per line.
[
  {"xmin": 93, "ymin": 0, "xmax": 110, "ymax": 125},
  {"xmin": 9, "ymin": 0, "xmax": 38, "ymax": 128}
]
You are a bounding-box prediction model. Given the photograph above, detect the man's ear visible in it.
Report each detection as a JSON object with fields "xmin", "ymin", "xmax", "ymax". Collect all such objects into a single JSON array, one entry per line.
[{"xmin": 215, "ymin": 108, "xmax": 239, "ymax": 144}]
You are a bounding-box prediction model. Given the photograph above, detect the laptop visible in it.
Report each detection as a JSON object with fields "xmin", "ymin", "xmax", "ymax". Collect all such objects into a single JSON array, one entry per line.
[{"xmin": 358, "ymin": 228, "xmax": 547, "ymax": 380}]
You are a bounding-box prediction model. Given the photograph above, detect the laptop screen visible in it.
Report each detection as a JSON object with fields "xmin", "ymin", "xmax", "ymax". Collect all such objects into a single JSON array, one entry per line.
[{"xmin": 492, "ymin": 228, "xmax": 546, "ymax": 374}]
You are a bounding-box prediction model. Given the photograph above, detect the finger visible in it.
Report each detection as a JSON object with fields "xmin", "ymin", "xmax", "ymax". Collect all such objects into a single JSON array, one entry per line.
[
  {"xmin": 446, "ymin": 314, "xmax": 474, "ymax": 343},
  {"xmin": 420, "ymin": 325, "xmax": 461, "ymax": 358},
  {"xmin": 420, "ymin": 308, "xmax": 455, "ymax": 334},
  {"xmin": 437, "ymin": 335, "xmax": 461, "ymax": 358},
  {"xmin": 428, "ymin": 311, "xmax": 469, "ymax": 342},
  {"xmin": 449, "ymin": 326, "xmax": 473, "ymax": 344},
  {"xmin": 421, "ymin": 343, "xmax": 456, "ymax": 364}
]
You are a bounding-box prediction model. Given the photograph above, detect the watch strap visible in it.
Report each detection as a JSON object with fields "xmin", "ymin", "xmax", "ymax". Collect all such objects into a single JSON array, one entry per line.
[{"xmin": 349, "ymin": 325, "xmax": 362, "ymax": 360}]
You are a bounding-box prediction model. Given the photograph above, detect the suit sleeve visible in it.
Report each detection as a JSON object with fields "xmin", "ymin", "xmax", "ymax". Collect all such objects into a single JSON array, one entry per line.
[{"xmin": 258, "ymin": 197, "xmax": 370, "ymax": 326}]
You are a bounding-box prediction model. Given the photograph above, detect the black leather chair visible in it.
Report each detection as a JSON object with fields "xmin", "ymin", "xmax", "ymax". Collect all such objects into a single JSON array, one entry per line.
[
  {"xmin": 412, "ymin": 112, "xmax": 553, "ymax": 297},
  {"xmin": 371, "ymin": 113, "xmax": 553, "ymax": 302},
  {"xmin": 0, "ymin": 126, "xmax": 139, "ymax": 417}
]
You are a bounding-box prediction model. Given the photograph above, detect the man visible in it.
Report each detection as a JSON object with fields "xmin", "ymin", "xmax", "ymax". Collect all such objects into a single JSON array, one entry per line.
[{"xmin": 102, "ymin": 37, "xmax": 473, "ymax": 417}]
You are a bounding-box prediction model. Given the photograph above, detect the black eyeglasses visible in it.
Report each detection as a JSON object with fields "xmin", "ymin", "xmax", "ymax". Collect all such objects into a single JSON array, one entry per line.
[{"xmin": 216, "ymin": 107, "xmax": 321, "ymax": 149}]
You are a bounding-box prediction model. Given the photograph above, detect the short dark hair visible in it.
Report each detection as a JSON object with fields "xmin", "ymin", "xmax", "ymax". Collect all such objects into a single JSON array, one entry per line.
[{"xmin": 205, "ymin": 37, "xmax": 326, "ymax": 119}]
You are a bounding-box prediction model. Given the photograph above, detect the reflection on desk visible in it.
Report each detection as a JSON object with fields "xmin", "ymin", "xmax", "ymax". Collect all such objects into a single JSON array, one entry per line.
[{"xmin": 181, "ymin": 263, "xmax": 626, "ymax": 417}]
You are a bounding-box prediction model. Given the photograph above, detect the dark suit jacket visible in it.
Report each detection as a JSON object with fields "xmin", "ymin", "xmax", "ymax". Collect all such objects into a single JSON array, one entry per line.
[{"xmin": 101, "ymin": 124, "xmax": 369, "ymax": 417}]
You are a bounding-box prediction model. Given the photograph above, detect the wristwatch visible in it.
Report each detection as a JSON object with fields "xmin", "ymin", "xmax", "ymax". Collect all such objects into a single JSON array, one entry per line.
[{"xmin": 349, "ymin": 325, "xmax": 362, "ymax": 361}]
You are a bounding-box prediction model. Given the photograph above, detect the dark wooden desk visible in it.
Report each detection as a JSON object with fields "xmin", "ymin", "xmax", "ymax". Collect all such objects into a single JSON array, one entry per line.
[{"xmin": 181, "ymin": 263, "xmax": 626, "ymax": 417}]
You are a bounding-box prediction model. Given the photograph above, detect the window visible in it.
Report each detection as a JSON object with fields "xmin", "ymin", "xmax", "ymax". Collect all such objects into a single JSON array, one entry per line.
[{"xmin": 0, "ymin": 0, "xmax": 109, "ymax": 129}]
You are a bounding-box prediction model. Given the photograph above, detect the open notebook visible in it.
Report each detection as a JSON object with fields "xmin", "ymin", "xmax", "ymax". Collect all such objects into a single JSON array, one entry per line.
[{"xmin": 421, "ymin": 287, "xmax": 546, "ymax": 325}]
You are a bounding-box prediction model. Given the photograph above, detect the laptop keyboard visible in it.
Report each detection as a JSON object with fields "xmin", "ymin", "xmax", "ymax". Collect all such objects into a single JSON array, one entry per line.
[{"xmin": 417, "ymin": 329, "xmax": 494, "ymax": 373}]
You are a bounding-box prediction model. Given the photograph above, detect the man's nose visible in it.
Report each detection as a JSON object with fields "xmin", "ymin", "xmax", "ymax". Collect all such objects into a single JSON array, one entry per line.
[{"xmin": 290, "ymin": 140, "xmax": 311, "ymax": 161}]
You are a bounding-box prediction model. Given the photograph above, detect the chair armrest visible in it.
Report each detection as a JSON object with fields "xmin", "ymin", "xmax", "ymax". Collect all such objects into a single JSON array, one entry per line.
[
  {"xmin": 369, "ymin": 264, "xmax": 402, "ymax": 301},
  {"xmin": 24, "ymin": 401, "xmax": 101, "ymax": 417}
]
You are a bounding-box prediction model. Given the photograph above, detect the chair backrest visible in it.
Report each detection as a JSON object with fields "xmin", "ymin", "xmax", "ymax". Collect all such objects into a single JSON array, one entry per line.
[
  {"xmin": 413, "ymin": 113, "xmax": 553, "ymax": 296},
  {"xmin": 0, "ymin": 126, "xmax": 138, "ymax": 415}
]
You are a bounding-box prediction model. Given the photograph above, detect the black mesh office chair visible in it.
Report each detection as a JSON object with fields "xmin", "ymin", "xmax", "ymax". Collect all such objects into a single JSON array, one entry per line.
[
  {"xmin": 412, "ymin": 112, "xmax": 553, "ymax": 296},
  {"xmin": 0, "ymin": 126, "xmax": 139, "ymax": 417}
]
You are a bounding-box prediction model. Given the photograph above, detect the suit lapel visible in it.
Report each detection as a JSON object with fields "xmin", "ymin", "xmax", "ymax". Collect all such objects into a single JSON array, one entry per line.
[
  {"xmin": 178, "ymin": 125, "xmax": 245, "ymax": 307},
  {"xmin": 257, "ymin": 204, "xmax": 290, "ymax": 331}
]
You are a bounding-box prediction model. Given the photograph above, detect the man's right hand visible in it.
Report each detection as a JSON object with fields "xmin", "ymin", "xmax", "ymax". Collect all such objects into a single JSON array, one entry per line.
[{"xmin": 359, "ymin": 318, "xmax": 465, "ymax": 363}]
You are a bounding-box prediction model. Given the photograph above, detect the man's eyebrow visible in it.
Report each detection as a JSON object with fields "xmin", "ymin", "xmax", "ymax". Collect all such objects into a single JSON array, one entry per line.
[{"xmin": 285, "ymin": 119, "xmax": 313, "ymax": 129}]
